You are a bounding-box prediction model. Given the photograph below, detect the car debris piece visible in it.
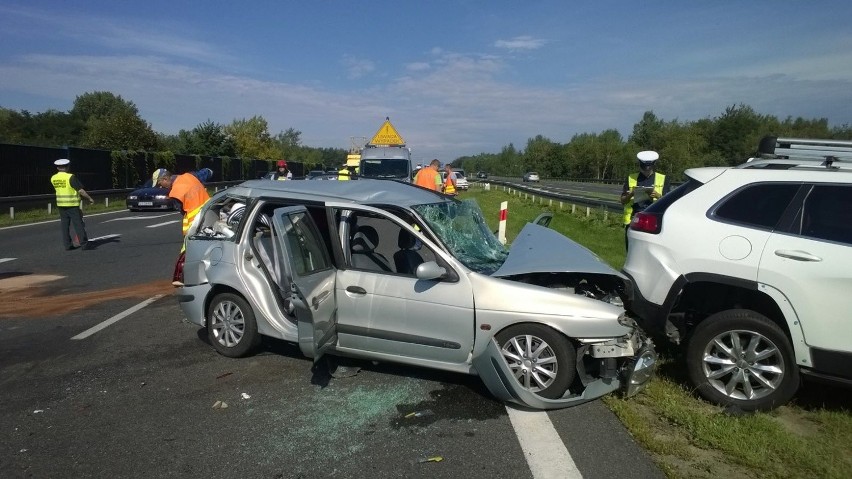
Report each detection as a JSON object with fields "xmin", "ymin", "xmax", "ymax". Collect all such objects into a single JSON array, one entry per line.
[{"xmin": 417, "ymin": 456, "xmax": 443, "ymax": 463}]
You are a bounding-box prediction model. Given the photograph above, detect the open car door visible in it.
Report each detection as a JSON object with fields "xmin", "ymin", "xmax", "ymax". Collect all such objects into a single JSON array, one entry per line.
[{"xmin": 271, "ymin": 206, "xmax": 337, "ymax": 361}]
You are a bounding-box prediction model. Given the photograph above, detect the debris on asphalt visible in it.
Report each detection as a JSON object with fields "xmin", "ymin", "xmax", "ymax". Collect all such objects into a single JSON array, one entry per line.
[
  {"xmin": 33, "ymin": 410, "xmax": 44, "ymax": 414},
  {"xmin": 216, "ymin": 372, "xmax": 233, "ymax": 380},
  {"xmin": 212, "ymin": 400, "xmax": 229, "ymax": 409},
  {"xmin": 404, "ymin": 409, "xmax": 434, "ymax": 419},
  {"xmin": 417, "ymin": 456, "xmax": 443, "ymax": 463},
  {"xmin": 240, "ymin": 393, "xmax": 251, "ymax": 400}
]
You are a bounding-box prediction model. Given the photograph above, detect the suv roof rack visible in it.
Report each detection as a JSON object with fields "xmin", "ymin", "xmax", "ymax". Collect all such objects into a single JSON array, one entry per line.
[{"xmin": 741, "ymin": 136, "xmax": 852, "ymax": 170}]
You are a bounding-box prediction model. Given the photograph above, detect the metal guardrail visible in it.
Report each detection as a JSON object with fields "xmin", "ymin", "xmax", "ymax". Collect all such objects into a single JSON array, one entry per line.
[{"xmin": 474, "ymin": 178, "xmax": 623, "ymax": 213}]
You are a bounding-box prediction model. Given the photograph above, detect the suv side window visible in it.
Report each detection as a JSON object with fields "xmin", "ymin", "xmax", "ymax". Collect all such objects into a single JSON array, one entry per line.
[
  {"xmin": 800, "ymin": 184, "xmax": 852, "ymax": 245},
  {"xmin": 712, "ymin": 183, "xmax": 800, "ymax": 229}
]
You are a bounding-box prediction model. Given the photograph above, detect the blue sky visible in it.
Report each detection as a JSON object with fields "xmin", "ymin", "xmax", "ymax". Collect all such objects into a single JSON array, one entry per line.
[{"xmin": 2, "ymin": 1, "xmax": 851, "ymax": 162}]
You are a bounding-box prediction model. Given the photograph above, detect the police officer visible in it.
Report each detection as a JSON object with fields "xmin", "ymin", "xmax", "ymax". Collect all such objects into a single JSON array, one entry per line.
[
  {"xmin": 621, "ymin": 150, "xmax": 668, "ymax": 249},
  {"xmin": 51, "ymin": 158, "xmax": 95, "ymax": 250}
]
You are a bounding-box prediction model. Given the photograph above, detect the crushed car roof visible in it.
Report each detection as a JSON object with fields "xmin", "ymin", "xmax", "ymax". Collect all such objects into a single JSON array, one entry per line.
[{"xmin": 224, "ymin": 179, "xmax": 448, "ymax": 206}]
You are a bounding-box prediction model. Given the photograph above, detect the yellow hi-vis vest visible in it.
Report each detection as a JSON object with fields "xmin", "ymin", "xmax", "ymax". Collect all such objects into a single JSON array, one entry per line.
[
  {"xmin": 338, "ymin": 167, "xmax": 351, "ymax": 181},
  {"xmin": 444, "ymin": 175, "xmax": 457, "ymax": 195},
  {"xmin": 623, "ymin": 172, "xmax": 665, "ymax": 225},
  {"xmin": 51, "ymin": 172, "xmax": 80, "ymax": 207}
]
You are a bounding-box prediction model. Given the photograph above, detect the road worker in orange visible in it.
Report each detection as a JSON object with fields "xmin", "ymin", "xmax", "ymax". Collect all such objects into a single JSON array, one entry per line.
[
  {"xmin": 414, "ymin": 159, "xmax": 442, "ymax": 191},
  {"xmin": 152, "ymin": 168, "xmax": 210, "ymax": 246}
]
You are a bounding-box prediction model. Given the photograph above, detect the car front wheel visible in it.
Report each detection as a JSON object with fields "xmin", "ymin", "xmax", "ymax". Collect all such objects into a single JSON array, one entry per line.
[
  {"xmin": 207, "ymin": 293, "xmax": 261, "ymax": 358},
  {"xmin": 496, "ymin": 324, "xmax": 575, "ymax": 399},
  {"xmin": 686, "ymin": 309, "xmax": 799, "ymax": 411}
]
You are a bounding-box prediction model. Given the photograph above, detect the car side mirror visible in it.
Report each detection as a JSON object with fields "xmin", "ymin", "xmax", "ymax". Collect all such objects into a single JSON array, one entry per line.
[{"xmin": 415, "ymin": 261, "xmax": 446, "ymax": 280}]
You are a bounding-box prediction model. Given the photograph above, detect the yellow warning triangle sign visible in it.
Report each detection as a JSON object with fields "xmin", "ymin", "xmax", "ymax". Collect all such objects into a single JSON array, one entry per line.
[{"xmin": 368, "ymin": 118, "xmax": 405, "ymax": 146}]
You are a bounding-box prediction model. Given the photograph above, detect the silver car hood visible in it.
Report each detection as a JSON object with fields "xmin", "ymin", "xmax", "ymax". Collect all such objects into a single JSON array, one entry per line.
[{"xmin": 491, "ymin": 223, "xmax": 625, "ymax": 279}]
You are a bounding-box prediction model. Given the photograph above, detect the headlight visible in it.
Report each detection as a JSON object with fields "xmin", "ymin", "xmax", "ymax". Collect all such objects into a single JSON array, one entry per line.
[
  {"xmin": 128, "ymin": 195, "xmax": 138, "ymax": 200},
  {"xmin": 155, "ymin": 195, "xmax": 168, "ymax": 199}
]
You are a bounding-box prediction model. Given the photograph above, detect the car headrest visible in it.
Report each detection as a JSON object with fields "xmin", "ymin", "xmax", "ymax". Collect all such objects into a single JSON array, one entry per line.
[{"xmin": 351, "ymin": 225, "xmax": 379, "ymax": 253}]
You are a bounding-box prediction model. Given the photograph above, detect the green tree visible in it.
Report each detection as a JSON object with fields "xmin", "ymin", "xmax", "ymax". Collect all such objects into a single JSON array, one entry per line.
[
  {"xmin": 72, "ymin": 91, "xmax": 158, "ymax": 150},
  {"xmin": 224, "ymin": 116, "xmax": 278, "ymax": 159}
]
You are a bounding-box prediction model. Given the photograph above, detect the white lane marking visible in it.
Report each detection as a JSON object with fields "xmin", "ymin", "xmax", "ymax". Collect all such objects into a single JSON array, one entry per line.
[
  {"xmin": 71, "ymin": 294, "xmax": 165, "ymax": 340},
  {"xmin": 0, "ymin": 258, "xmax": 15, "ymax": 264},
  {"xmin": 104, "ymin": 214, "xmax": 175, "ymax": 222},
  {"xmin": 88, "ymin": 234, "xmax": 122, "ymax": 242},
  {"xmin": 506, "ymin": 405, "xmax": 583, "ymax": 479},
  {"xmin": 146, "ymin": 220, "xmax": 181, "ymax": 228},
  {"xmin": 0, "ymin": 210, "xmax": 129, "ymax": 231}
]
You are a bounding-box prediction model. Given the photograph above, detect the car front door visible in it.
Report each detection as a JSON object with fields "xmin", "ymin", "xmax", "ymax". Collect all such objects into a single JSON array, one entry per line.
[
  {"xmin": 271, "ymin": 206, "xmax": 337, "ymax": 361},
  {"xmin": 327, "ymin": 202, "xmax": 476, "ymax": 366}
]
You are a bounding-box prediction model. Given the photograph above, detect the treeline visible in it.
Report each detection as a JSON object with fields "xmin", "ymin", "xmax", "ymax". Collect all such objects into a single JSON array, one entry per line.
[
  {"xmin": 454, "ymin": 105, "xmax": 852, "ymax": 181},
  {"xmin": 0, "ymin": 91, "xmax": 346, "ymax": 170},
  {"xmin": 3, "ymin": 92, "xmax": 852, "ymax": 181}
]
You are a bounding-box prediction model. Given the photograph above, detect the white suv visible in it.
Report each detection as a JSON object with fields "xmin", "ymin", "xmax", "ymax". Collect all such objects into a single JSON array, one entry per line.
[{"xmin": 623, "ymin": 137, "xmax": 852, "ymax": 411}]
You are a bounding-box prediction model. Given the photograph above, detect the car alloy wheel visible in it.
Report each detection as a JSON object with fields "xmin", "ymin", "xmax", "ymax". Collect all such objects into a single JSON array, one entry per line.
[
  {"xmin": 686, "ymin": 309, "xmax": 799, "ymax": 411},
  {"xmin": 496, "ymin": 324, "xmax": 575, "ymax": 399},
  {"xmin": 207, "ymin": 293, "xmax": 261, "ymax": 358}
]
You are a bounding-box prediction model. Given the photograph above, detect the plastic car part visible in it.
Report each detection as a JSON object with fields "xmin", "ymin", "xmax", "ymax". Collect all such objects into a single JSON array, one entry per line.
[
  {"xmin": 685, "ymin": 309, "xmax": 799, "ymax": 411},
  {"xmin": 207, "ymin": 293, "xmax": 262, "ymax": 358},
  {"xmin": 495, "ymin": 324, "xmax": 576, "ymax": 399}
]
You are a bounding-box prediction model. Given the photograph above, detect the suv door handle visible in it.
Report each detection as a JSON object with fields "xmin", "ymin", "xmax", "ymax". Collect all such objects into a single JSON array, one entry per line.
[
  {"xmin": 774, "ymin": 249, "xmax": 822, "ymax": 262},
  {"xmin": 346, "ymin": 286, "xmax": 367, "ymax": 295}
]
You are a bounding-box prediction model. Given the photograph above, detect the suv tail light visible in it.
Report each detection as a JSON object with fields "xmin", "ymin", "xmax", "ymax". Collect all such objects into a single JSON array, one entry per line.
[
  {"xmin": 630, "ymin": 212, "xmax": 662, "ymax": 234},
  {"xmin": 172, "ymin": 251, "xmax": 185, "ymax": 286}
]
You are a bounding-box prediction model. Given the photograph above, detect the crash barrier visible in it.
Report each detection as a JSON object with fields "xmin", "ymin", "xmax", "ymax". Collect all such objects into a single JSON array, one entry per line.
[{"xmin": 472, "ymin": 179, "xmax": 622, "ymax": 215}]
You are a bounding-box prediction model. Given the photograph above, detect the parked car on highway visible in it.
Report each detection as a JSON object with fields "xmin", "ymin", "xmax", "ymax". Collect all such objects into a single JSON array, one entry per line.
[
  {"xmin": 126, "ymin": 179, "xmax": 173, "ymax": 211},
  {"xmin": 624, "ymin": 136, "xmax": 852, "ymax": 411},
  {"xmin": 523, "ymin": 172, "xmax": 540, "ymax": 182},
  {"xmin": 173, "ymin": 179, "xmax": 655, "ymax": 409}
]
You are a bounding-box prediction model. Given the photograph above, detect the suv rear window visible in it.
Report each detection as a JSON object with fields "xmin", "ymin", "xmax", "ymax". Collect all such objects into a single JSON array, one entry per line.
[
  {"xmin": 642, "ymin": 177, "xmax": 703, "ymax": 216},
  {"xmin": 712, "ymin": 183, "xmax": 800, "ymax": 229}
]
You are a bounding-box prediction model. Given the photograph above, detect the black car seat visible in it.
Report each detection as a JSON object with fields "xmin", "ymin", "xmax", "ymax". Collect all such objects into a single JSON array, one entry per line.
[
  {"xmin": 393, "ymin": 229, "xmax": 425, "ymax": 275},
  {"xmin": 350, "ymin": 225, "xmax": 393, "ymax": 272}
]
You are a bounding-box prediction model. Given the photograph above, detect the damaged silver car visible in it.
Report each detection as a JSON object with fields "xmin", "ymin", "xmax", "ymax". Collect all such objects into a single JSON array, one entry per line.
[{"xmin": 174, "ymin": 179, "xmax": 655, "ymax": 409}]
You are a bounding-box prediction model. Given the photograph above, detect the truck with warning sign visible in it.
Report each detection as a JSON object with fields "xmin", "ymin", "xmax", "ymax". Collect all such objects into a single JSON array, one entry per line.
[{"xmin": 358, "ymin": 118, "xmax": 412, "ymax": 182}]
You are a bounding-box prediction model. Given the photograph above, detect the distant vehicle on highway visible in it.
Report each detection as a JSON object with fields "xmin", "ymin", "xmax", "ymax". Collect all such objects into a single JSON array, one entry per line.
[
  {"xmin": 477, "ymin": 171, "xmax": 488, "ymax": 179},
  {"xmin": 523, "ymin": 172, "xmax": 540, "ymax": 182}
]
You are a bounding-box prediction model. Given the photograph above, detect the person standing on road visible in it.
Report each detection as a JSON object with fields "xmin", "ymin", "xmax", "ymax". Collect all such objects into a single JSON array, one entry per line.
[
  {"xmin": 152, "ymin": 168, "xmax": 210, "ymax": 240},
  {"xmin": 443, "ymin": 164, "xmax": 458, "ymax": 196},
  {"xmin": 51, "ymin": 158, "xmax": 95, "ymax": 250},
  {"xmin": 414, "ymin": 159, "xmax": 442, "ymax": 192},
  {"xmin": 620, "ymin": 150, "xmax": 668, "ymax": 249}
]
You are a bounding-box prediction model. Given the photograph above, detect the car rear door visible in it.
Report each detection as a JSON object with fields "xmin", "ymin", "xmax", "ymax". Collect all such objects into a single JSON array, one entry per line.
[{"xmin": 271, "ymin": 206, "xmax": 338, "ymax": 361}]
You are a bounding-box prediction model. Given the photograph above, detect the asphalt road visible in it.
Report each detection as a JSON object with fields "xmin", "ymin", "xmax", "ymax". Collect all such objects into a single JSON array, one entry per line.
[{"xmin": 0, "ymin": 208, "xmax": 662, "ymax": 479}]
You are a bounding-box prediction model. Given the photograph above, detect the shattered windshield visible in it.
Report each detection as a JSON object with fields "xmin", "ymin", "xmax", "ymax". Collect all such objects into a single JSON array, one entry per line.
[{"xmin": 412, "ymin": 199, "xmax": 508, "ymax": 275}]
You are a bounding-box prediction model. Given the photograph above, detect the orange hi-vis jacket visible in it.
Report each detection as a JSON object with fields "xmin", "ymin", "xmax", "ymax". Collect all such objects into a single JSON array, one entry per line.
[
  {"xmin": 169, "ymin": 173, "xmax": 210, "ymax": 235},
  {"xmin": 414, "ymin": 167, "xmax": 440, "ymax": 191},
  {"xmin": 444, "ymin": 173, "xmax": 457, "ymax": 195}
]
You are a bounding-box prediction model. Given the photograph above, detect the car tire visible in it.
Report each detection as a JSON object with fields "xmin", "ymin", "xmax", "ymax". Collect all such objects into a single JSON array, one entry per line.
[
  {"xmin": 686, "ymin": 309, "xmax": 799, "ymax": 411},
  {"xmin": 207, "ymin": 293, "xmax": 261, "ymax": 358},
  {"xmin": 495, "ymin": 324, "xmax": 576, "ymax": 399}
]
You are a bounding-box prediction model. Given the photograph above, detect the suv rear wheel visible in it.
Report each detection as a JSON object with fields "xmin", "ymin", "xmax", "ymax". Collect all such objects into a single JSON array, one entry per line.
[{"xmin": 686, "ymin": 309, "xmax": 799, "ymax": 411}]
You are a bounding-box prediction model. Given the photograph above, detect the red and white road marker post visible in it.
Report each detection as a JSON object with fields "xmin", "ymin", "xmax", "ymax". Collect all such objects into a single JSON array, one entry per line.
[{"xmin": 498, "ymin": 201, "xmax": 508, "ymax": 244}]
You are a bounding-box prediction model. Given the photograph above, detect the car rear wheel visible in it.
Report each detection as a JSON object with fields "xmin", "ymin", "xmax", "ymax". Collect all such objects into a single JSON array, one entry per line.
[
  {"xmin": 207, "ymin": 293, "xmax": 261, "ymax": 358},
  {"xmin": 686, "ymin": 309, "xmax": 799, "ymax": 411},
  {"xmin": 496, "ymin": 324, "xmax": 575, "ymax": 399}
]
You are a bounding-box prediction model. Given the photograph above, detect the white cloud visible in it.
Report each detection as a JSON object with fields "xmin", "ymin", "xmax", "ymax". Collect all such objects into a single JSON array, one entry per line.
[
  {"xmin": 494, "ymin": 36, "xmax": 547, "ymax": 51},
  {"xmin": 342, "ymin": 55, "xmax": 375, "ymax": 79}
]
